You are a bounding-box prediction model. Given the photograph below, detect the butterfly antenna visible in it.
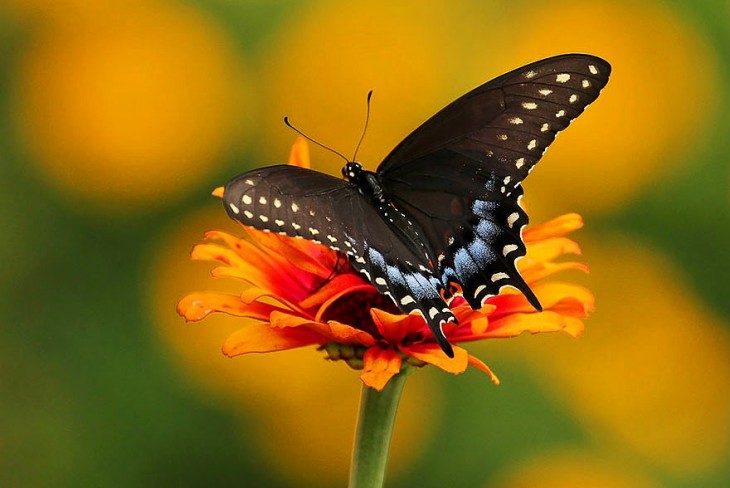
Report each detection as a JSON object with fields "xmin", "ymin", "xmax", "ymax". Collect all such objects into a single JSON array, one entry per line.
[
  {"xmin": 284, "ymin": 117, "xmax": 349, "ymax": 163},
  {"xmin": 351, "ymin": 90, "xmax": 373, "ymax": 162}
]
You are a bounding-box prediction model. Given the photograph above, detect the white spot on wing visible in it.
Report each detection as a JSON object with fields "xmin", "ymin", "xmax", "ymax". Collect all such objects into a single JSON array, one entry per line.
[
  {"xmin": 291, "ymin": 202, "xmax": 299, "ymax": 212},
  {"xmin": 273, "ymin": 198, "xmax": 281, "ymax": 208},
  {"xmin": 538, "ymin": 88, "xmax": 553, "ymax": 96},
  {"xmin": 428, "ymin": 307, "xmax": 439, "ymax": 319},
  {"xmin": 242, "ymin": 195, "xmax": 252, "ymax": 205},
  {"xmin": 275, "ymin": 219, "xmax": 284, "ymax": 226},
  {"xmin": 509, "ymin": 117, "xmax": 523, "ymax": 125},
  {"xmin": 292, "ymin": 223, "xmax": 301, "ymax": 230},
  {"xmin": 491, "ymin": 272, "xmax": 509, "ymax": 282},
  {"xmin": 507, "ymin": 212, "xmax": 519, "ymax": 228},
  {"xmin": 556, "ymin": 73, "xmax": 571, "ymax": 83},
  {"xmin": 522, "ymin": 101, "xmax": 538, "ymax": 110},
  {"xmin": 497, "ymin": 134, "xmax": 508, "ymax": 140},
  {"xmin": 400, "ymin": 295, "xmax": 415, "ymax": 306},
  {"xmin": 588, "ymin": 64, "xmax": 598, "ymax": 75},
  {"xmin": 244, "ymin": 210, "xmax": 254, "ymax": 219},
  {"xmin": 258, "ymin": 196, "xmax": 267, "ymax": 205},
  {"xmin": 228, "ymin": 203, "xmax": 240, "ymax": 214},
  {"xmin": 375, "ymin": 277, "xmax": 387, "ymax": 286},
  {"xmin": 527, "ymin": 139, "xmax": 537, "ymax": 150},
  {"xmin": 582, "ymin": 79, "xmax": 591, "ymax": 88},
  {"xmin": 308, "ymin": 227, "xmax": 319, "ymax": 235},
  {"xmin": 245, "ymin": 179, "xmax": 254, "ymax": 186},
  {"xmin": 524, "ymin": 70, "xmax": 537, "ymax": 79},
  {"xmin": 259, "ymin": 215, "xmax": 269, "ymax": 222},
  {"xmin": 556, "ymin": 110, "xmax": 566, "ymax": 118},
  {"xmin": 569, "ymin": 94, "xmax": 579, "ymax": 103},
  {"xmin": 475, "ymin": 284, "xmax": 487, "ymax": 297},
  {"xmin": 541, "ymin": 123, "xmax": 549, "ymax": 132},
  {"xmin": 515, "ymin": 157, "xmax": 525, "ymax": 169},
  {"xmin": 502, "ymin": 244, "xmax": 518, "ymax": 256}
]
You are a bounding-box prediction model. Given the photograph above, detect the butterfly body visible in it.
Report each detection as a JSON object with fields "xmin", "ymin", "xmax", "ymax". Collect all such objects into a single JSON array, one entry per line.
[{"xmin": 223, "ymin": 54, "xmax": 611, "ymax": 357}]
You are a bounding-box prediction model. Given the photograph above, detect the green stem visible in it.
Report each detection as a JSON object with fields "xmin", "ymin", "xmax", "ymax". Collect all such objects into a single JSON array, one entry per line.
[{"xmin": 348, "ymin": 367, "xmax": 410, "ymax": 488}]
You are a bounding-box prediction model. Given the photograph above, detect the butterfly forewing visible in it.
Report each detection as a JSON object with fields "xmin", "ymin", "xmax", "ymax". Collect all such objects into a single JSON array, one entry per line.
[{"xmin": 379, "ymin": 54, "xmax": 611, "ymax": 181}]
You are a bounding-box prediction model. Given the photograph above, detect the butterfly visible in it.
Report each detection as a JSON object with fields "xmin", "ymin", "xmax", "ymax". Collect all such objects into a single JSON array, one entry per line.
[{"xmin": 223, "ymin": 54, "xmax": 611, "ymax": 358}]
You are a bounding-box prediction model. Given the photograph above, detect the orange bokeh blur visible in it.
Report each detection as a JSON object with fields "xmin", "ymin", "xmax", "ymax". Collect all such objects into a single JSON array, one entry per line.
[{"xmin": 13, "ymin": 1, "xmax": 247, "ymax": 209}]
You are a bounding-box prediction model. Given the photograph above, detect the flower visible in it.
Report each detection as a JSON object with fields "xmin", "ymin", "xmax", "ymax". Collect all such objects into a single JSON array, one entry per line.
[{"xmin": 177, "ymin": 138, "xmax": 594, "ymax": 391}]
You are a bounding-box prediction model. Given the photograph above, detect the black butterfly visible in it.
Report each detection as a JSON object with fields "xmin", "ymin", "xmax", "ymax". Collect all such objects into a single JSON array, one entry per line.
[{"xmin": 223, "ymin": 54, "xmax": 611, "ymax": 358}]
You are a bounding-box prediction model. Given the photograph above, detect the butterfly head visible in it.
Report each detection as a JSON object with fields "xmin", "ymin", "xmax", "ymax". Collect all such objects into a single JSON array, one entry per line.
[{"xmin": 342, "ymin": 161, "xmax": 364, "ymax": 183}]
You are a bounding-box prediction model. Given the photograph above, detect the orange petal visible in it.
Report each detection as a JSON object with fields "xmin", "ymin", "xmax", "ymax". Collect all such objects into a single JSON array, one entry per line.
[
  {"xmin": 467, "ymin": 355, "xmax": 500, "ymax": 385},
  {"xmin": 177, "ymin": 289, "xmax": 294, "ymax": 321},
  {"xmin": 370, "ymin": 308, "xmax": 427, "ymax": 343},
  {"xmin": 524, "ymin": 236, "xmax": 582, "ymax": 264},
  {"xmin": 487, "ymin": 311, "xmax": 585, "ymax": 339},
  {"xmin": 211, "ymin": 186, "xmax": 225, "ymax": 198},
  {"xmin": 520, "ymin": 261, "xmax": 589, "ymax": 285},
  {"xmin": 222, "ymin": 323, "xmax": 324, "ymax": 356},
  {"xmin": 361, "ymin": 347, "xmax": 403, "ymax": 391},
  {"xmin": 177, "ymin": 291, "xmax": 247, "ymax": 321},
  {"xmin": 288, "ymin": 137, "xmax": 310, "ymax": 168},
  {"xmin": 523, "ymin": 213, "xmax": 583, "ymax": 243},
  {"xmin": 269, "ymin": 311, "xmax": 376, "ymax": 346},
  {"xmin": 401, "ymin": 343, "xmax": 469, "ymax": 375},
  {"xmin": 489, "ymin": 282, "xmax": 594, "ymax": 319}
]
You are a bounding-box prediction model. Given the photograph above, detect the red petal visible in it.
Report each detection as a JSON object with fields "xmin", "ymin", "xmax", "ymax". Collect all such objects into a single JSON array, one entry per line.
[
  {"xmin": 361, "ymin": 347, "xmax": 403, "ymax": 391},
  {"xmin": 245, "ymin": 228, "xmax": 338, "ymax": 278},
  {"xmin": 305, "ymin": 275, "xmax": 372, "ymax": 312}
]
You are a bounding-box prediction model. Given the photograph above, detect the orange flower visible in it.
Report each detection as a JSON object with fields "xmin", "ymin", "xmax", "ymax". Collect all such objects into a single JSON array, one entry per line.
[{"xmin": 178, "ymin": 138, "xmax": 594, "ymax": 391}]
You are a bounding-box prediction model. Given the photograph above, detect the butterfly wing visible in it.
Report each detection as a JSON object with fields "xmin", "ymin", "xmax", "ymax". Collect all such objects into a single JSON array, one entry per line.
[
  {"xmin": 378, "ymin": 54, "xmax": 611, "ymax": 307},
  {"xmin": 223, "ymin": 165, "xmax": 456, "ymax": 356}
]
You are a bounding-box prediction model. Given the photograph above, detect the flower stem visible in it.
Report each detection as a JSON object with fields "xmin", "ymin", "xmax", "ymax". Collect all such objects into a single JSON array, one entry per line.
[{"xmin": 348, "ymin": 367, "xmax": 410, "ymax": 488}]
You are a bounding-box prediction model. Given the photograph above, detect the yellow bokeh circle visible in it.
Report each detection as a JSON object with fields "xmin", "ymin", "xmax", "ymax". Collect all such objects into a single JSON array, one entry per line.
[
  {"xmin": 149, "ymin": 205, "xmax": 440, "ymax": 485},
  {"xmin": 14, "ymin": 3, "xmax": 247, "ymax": 209},
  {"xmin": 512, "ymin": 234, "xmax": 730, "ymax": 475},
  {"xmin": 482, "ymin": 0, "xmax": 720, "ymax": 216},
  {"xmin": 493, "ymin": 450, "xmax": 659, "ymax": 488},
  {"xmin": 259, "ymin": 0, "xmax": 508, "ymax": 175}
]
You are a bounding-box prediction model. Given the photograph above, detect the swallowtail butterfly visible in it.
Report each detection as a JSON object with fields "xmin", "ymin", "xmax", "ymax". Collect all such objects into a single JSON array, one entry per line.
[{"xmin": 223, "ymin": 54, "xmax": 611, "ymax": 357}]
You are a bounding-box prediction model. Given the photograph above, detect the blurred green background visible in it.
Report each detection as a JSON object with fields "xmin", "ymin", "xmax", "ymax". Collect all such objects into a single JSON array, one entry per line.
[{"xmin": 2, "ymin": 0, "xmax": 729, "ymax": 486}]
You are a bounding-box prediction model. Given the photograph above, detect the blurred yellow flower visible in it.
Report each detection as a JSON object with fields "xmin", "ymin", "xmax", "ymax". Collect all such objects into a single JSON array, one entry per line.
[
  {"xmin": 13, "ymin": 2, "xmax": 247, "ymax": 209},
  {"xmin": 495, "ymin": 0, "xmax": 720, "ymax": 216}
]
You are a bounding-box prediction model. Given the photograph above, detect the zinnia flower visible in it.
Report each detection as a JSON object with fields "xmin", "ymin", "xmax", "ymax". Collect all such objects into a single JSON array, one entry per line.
[{"xmin": 177, "ymin": 138, "xmax": 594, "ymax": 391}]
